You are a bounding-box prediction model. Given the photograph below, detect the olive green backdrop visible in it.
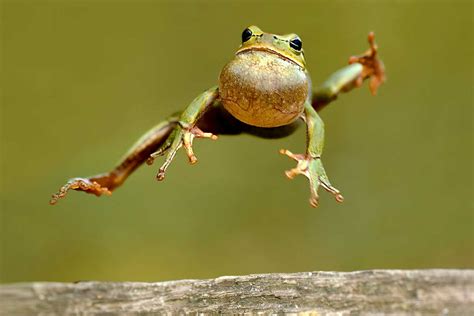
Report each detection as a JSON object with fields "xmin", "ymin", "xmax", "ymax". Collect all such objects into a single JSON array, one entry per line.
[{"xmin": 1, "ymin": 1, "xmax": 472, "ymax": 283}]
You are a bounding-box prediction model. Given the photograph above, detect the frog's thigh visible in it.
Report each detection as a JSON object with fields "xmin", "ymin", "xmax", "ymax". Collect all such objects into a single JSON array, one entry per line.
[
  {"xmin": 243, "ymin": 120, "xmax": 302, "ymax": 139},
  {"xmin": 196, "ymin": 101, "xmax": 245, "ymax": 136},
  {"xmin": 196, "ymin": 102, "xmax": 301, "ymax": 139}
]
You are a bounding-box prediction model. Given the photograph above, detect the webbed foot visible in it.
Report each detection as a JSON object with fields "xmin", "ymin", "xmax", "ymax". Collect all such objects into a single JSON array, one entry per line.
[
  {"xmin": 50, "ymin": 177, "xmax": 112, "ymax": 205},
  {"xmin": 280, "ymin": 149, "xmax": 343, "ymax": 208},
  {"xmin": 349, "ymin": 32, "xmax": 386, "ymax": 95},
  {"xmin": 146, "ymin": 124, "xmax": 217, "ymax": 180}
]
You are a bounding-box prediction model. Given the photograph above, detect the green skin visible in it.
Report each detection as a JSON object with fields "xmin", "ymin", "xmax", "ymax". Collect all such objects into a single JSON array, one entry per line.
[{"xmin": 50, "ymin": 26, "xmax": 385, "ymax": 207}]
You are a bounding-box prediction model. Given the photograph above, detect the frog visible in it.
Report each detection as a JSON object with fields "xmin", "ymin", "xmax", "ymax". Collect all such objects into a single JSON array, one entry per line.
[{"xmin": 50, "ymin": 25, "xmax": 385, "ymax": 207}]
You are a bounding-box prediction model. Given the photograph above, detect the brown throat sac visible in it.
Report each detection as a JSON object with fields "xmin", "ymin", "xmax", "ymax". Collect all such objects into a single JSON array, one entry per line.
[{"xmin": 218, "ymin": 50, "xmax": 309, "ymax": 128}]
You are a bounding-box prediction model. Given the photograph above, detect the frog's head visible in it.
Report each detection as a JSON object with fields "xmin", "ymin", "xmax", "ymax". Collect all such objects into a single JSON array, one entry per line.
[
  {"xmin": 236, "ymin": 25, "xmax": 306, "ymax": 69},
  {"xmin": 219, "ymin": 25, "xmax": 309, "ymax": 127}
]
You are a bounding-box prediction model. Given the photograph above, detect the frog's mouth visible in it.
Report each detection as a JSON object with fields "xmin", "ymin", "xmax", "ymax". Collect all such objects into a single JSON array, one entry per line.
[{"xmin": 236, "ymin": 47, "xmax": 305, "ymax": 69}]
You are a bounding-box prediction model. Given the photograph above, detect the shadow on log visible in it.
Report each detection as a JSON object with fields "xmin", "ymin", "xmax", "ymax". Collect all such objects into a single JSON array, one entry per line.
[{"xmin": 1, "ymin": 269, "xmax": 473, "ymax": 315}]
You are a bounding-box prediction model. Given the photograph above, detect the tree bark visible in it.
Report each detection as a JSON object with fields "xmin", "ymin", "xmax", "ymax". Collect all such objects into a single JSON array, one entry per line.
[{"xmin": 1, "ymin": 269, "xmax": 473, "ymax": 315}]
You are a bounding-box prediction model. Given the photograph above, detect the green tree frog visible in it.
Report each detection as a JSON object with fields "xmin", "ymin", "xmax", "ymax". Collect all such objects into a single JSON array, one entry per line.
[{"xmin": 51, "ymin": 26, "xmax": 385, "ymax": 207}]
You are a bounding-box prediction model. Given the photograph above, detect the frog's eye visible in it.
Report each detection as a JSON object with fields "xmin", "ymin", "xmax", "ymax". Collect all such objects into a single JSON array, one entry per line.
[
  {"xmin": 242, "ymin": 28, "xmax": 253, "ymax": 43},
  {"xmin": 289, "ymin": 37, "xmax": 303, "ymax": 51}
]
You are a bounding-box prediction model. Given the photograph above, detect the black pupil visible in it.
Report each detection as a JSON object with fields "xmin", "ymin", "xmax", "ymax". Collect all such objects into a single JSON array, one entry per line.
[
  {"xmin": 242, "ymin": 28, "xmax": 252, "ymax": 42},
  {"xmin": 290, "ymin": 38, "xmax": 302, "ymax": 51}
]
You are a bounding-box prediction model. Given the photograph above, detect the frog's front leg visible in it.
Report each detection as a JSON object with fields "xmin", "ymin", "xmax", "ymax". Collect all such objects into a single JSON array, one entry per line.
[
  {"xmin": 146, "ymin": 86, "xmax": 219, "ymax": 180},
  {"xmin": 280, "ymin": 102, "xmax": 343, "ymax": 207}
]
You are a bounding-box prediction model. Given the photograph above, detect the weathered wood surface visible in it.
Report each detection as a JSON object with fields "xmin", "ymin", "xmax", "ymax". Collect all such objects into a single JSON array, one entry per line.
[{"xmin": 1, "ymin": 270, "xmax": 473, "ymax": 315}]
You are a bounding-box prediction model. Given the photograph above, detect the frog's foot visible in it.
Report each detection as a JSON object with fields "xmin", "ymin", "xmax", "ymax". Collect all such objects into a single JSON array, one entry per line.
[
  {"xmin": 50, "ymin": 177, "xmax": 112, "ymax": 205},
  {"xmin": 280, "ymin": 149, "xmax": 344, "ymax": 207},
  {"xmin": 146, "ymin": 124, "xmax": 217, "ymax": 181},
  {"xmin": 349, "ymin": 32, "xmax": 386, "ymax": 95}
]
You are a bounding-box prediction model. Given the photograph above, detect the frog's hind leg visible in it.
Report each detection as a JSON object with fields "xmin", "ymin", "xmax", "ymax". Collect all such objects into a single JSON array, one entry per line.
[
  {"xmin": 50, "ymin": 116, "xmax": 179, "ymax": 204},
  {"xmin": 312, "ymin": 32, "xmax": 385, "ymax": 112},
  {"xmin": 198, "ymin": 102, "xmax": 302, "ymax": 140},
  {"xmin": 241, "ymin": 120, "xmax": 302, "ymax": 139}
]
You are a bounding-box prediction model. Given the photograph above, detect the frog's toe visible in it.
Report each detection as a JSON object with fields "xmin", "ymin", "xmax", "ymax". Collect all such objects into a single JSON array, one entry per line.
[
  {"xmin": 50, "ymin": 178, "xmax": 112, "ymax": 205},
  {"xmin": 147, "ymin": 143, "xmax": 172, "ymax": 166},
  {"xmin": 348, "ymin": 32, "xmax": 386, "ymax": 96},
  {"xmin": 183, "ymin": 126, "xmax": 218, "ymax": 165},
  {"xmin": 280, "ymin": 149, "xmax": 344, "ymax": 207},
  {"xmin": 279, "ymin": 149, "xmax": 306, "ymax": 162},
  {"xmin": 155, "ymin": 145, "xmax": 180, "ymax": 181},
  {"xmin": 318, "ymin": 177, "xmax": 344, "ymax": 203},
  {"xmin": 150, "ymin": 125, "xmax": 218, "ymax": 181}
]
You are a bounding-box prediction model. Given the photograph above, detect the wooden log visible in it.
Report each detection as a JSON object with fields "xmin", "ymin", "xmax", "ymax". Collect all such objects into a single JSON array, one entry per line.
[{"xmin": 1, "ymin": 270, "xmax": 473, "ymax": 315}]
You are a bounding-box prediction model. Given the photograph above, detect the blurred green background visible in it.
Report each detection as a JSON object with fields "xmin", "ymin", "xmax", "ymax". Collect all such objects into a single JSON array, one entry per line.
[{"xmin": 1, "ymin": 1, "xmax": 472, "ymax": 283}]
